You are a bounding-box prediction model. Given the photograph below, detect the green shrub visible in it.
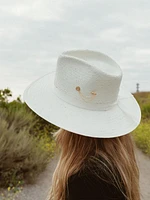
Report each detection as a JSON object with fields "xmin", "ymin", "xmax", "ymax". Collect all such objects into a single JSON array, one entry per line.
[
  {"xmin": 30, "ymin": 116, "xmax": 59, "ymax": 139},
  {"xmin": 132, "ymin": 92, "xmax": 150, "ymax": 155},
  {"xmin": 0, "ymin": 105, "xmax": 37, "ymax": 133},
  {"xmin": 0, "ymin": 89, "xmax": 58, "ymax": 188},
  {"xmin": 133, "ymin": 92, "xmax": 150, "ymax": 106},
  {"xmin": 141, "ymin": 103, "xmax": 150, "ymax": 120},
  {"xmin": 132, "ymin": 120, "xmax": 150, "ymax": 156},
  {"xmin": 133, "ymin": 92, "xmax": 150, "ymax": 120},
  {"xmin": 0, "ymin": 98, "xmax": 58, "ymax": 138},
  {"xmin": 0, "ymin": 108, "xmax": 55, "ymax": 188}
]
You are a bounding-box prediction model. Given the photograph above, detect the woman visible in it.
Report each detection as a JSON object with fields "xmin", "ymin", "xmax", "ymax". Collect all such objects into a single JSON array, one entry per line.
[
  {"xmin": 23, "ymin": 50, "xmax": 141, "ymax": 200},
  {"xmin": 49, "ymin": 129, "xmax": 140, "ymax": 200}
]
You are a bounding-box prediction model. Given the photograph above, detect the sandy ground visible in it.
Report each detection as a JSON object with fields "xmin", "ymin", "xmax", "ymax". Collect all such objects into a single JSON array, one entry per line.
[
  {"xmin": 15, "ymin": 156, "xmax": 58, "ymax": 200},
  {"xmin": 136, "ymin": 148, "xmax": 150, "ymax": 200},
  {"xmin": 0, "ymin": 148, "xmax": 150, "ymax": 200}
]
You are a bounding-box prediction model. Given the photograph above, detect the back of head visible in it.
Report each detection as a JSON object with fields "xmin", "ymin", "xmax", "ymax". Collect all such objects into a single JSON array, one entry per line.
[{"xmin": 50, "ymin": 129, "xmax": 140, "ymax": 200}]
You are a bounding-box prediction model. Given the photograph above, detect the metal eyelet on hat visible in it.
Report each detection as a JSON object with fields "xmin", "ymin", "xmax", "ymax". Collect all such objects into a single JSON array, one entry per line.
[{"xmin": 76, "ymin": 86, "xmax": 81, "ymax": 91}]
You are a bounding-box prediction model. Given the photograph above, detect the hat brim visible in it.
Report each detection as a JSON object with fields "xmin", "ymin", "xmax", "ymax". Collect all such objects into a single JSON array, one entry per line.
[{"xmin": 23, "ymin": 71, "xmax": 141, "ymax": 138}]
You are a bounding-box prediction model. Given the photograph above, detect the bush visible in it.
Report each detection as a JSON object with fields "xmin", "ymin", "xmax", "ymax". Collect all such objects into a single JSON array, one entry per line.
[
  {"xmin": 132, "ymin": 120, "xmax": 150, "ymax": 156},
  {"xmin": 0, "ymin": 107, "xmax": 55, "ymax": 188},
  {"xmin": 30, "ymin": 116, "xmax": 59, "ymax": 139},
  {"xmin": 132, "ymin": 92, "xmax": 150, "ymax": 155},
  {"xmin": 133, "ymin": 92, "xmax": 150, "ymax": 105},
  {"xmin": 0, "ymin": 104, "xmax": 37, "ymax": 133},
  {"xmin": 133, "ymin": 92, "xmax": 150, "ymax": 120},
  {"xmin": 0, "ymin": 88, "xmax": 58, "ymax": 188},
  {"xmin": 141, "ymin": 103, "xmax": 150, "ymax": 120},
  {"xmin": 1, "ymin": 99, "xmax": 59, "ymax": 139}
]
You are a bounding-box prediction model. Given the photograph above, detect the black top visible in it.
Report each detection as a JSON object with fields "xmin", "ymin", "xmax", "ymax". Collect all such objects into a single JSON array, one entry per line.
[{"xmin": 67, "ymin": 164, "xmax": 126, "ymax": 200}]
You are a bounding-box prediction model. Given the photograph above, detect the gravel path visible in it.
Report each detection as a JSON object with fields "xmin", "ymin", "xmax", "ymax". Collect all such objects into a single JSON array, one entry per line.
[
  {"xmin": 136, "ymin": 148, "xmax": 150, "ymax": 200},
  {"xmin": 16, "ymin": 156, "xmax": 58, "ymax": 200},
  {"xmin": 1, "ymin": 148, "xmax": 150, "ymax": 200}
]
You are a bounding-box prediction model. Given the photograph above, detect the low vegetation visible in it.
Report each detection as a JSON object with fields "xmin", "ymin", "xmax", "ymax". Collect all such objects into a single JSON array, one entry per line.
[
  {"xmin": 132, "ymin": 92, "xmax": 150, "ymax": 156},
  {"xmin": 0, "ymin": 88, "xmax": 59, "ymax": 192}
]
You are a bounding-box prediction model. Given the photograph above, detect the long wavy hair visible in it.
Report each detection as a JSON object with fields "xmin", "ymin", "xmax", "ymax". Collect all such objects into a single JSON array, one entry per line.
[{"xmin": 49, "ymin": 128, "xmax": 140, "ymax": 200}]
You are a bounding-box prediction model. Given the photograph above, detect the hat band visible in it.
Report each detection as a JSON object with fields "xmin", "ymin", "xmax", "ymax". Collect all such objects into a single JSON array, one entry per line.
[{"xmin": 52, "ymin": 84, "xmax": 118, "ymax": 111}]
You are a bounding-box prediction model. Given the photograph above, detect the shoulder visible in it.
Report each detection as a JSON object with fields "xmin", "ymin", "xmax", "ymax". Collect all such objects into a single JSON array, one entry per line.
[{"xmin": 67, "ymin": 161, "xmax": 126, "ymax": 200}]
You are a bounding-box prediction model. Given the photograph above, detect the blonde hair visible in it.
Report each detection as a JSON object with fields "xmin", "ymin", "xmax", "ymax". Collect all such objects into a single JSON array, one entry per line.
[{"xmin": 49, "ymin": 129, "xmax": 140, "ymax": 200}]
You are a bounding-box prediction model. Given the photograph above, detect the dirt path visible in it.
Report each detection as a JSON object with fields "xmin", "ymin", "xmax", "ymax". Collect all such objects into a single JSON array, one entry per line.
[
  {"xmin": 1, "ymin": 148, "xmax": 150, "ymax": 200},
  {"xmin": 16, "ymin": 156, "xmax": 58, "ymax": 200},
  {"xmin": 136, "ymin": 148, "xmax": 150, "ymax": 200}
]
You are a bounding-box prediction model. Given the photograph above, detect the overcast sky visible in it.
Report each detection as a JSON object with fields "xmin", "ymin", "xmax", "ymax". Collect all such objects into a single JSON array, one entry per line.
[{"xmin": 0, "ymin": 0, "xmax": 150, "ymax": 100}]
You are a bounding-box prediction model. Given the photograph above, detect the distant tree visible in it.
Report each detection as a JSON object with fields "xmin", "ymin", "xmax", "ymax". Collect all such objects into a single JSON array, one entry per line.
[{"xmin": 0, "ymin": 88, "xmax": 12, "ymax": 102}]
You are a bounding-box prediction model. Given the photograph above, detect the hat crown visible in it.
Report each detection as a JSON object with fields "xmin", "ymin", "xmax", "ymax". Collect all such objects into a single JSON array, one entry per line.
[{"xmin": 53, "ymin": 50, "xmax": 122, "ymax": 111}]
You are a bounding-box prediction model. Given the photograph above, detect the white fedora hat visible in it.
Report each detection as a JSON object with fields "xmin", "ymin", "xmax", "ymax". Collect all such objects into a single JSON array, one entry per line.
[{"xmin": 23, "ymin": 49, "xmax": 141, "ymax": 138}]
